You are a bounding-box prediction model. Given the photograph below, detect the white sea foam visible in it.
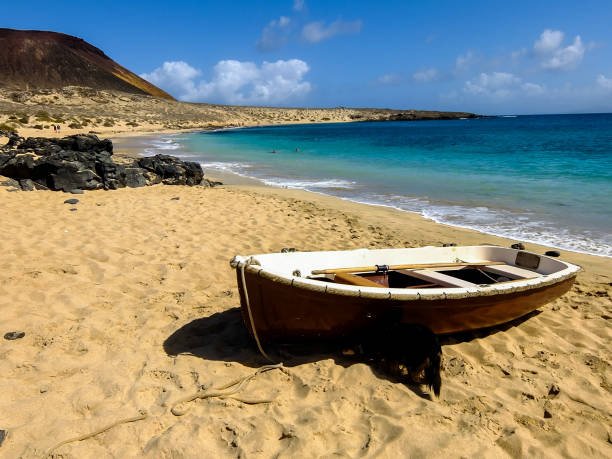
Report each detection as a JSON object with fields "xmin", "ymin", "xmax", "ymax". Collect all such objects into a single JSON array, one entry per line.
[
  {"xmin": 149, "ymin": 141, "xmax": 181, "ymax": 150},
  {"xmin": 196, "ymin": 159, "xmax": 356, "ymax": 190},
  {"xmin": 199, "ymin": 161, "xmax": 253, "ymax": 174},
  {"xmin": 260, "ymin": 177, "xmax": 356, "ymax": 190},
  {"xmin": 140, "ymin": 135, "xmax": 183, "ymax": 154},
  {"xmin": 346, "ymin": 192, "xmax": 612, "ymax": 257}
]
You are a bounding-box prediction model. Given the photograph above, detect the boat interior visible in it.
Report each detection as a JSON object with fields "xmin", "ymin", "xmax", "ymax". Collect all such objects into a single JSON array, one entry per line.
[
  {"xmin": 312, "ymin": 261, "xmax": 544, "ymax": 289},
  {"xmin": 240, "ymin": 246, "xmax": 577, "ymax": 291},
  {"xmin": 301, "ymin": 247, "xmax": 560, "ymax": 289}
]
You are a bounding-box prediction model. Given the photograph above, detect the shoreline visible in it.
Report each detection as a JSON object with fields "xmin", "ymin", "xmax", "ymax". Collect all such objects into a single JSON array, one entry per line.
[
  {"xmin": 229, "ymin": 185, "xmax": 612, "ymax": 275},
  {"xmin": 111, "ymin": 130, "xmax": 612, "ymax": 262}
]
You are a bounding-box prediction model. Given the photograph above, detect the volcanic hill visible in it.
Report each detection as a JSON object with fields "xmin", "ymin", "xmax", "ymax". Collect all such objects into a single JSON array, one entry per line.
[{"xmin": 0, "ymin": 28, "xmax": 174, "ymax": 100}]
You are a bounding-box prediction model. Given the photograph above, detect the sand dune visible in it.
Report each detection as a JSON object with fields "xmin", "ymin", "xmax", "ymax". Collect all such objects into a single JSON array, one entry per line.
[{"xmin": 0, "ymin": 182, "xmax": 610, "ymax": 457}]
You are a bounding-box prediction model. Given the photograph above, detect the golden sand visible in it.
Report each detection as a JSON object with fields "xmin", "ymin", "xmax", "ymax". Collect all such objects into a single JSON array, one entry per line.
[{"xmin": 0, "ymin": 176, "xmax": 610, "ymax": 457}]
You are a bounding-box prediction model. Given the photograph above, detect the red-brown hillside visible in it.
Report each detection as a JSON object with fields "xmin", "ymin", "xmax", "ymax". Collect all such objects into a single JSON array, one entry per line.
[{"xmin": 0, "ymin": 28, "xmax": 174, "ymax": 100}]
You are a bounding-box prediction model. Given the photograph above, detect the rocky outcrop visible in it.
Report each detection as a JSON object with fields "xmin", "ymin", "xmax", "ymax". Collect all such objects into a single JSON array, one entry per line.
[
  {"xmin": 0, "ymin": 132, "xmax": 211, "ymax": 192},
  {"xmin": 137, "ymin": 155, "xmax": 203, "ymax": 186}
]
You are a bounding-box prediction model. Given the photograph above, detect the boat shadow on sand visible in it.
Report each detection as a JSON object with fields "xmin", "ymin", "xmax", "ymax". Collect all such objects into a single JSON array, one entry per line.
[{"xmin": 163, "ymin": 307, "xmax": 540, "ymax": 400}]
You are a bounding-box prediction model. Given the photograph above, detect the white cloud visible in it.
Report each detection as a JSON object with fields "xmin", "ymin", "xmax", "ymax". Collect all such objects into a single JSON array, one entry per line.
[
  {"xmin": 412, "ymin": 68, "xmax": 438, "ymax": 83},
  {"xmin": 140, "ymin": 61, "xmax": 201, "ymax": 96},
  {"xmin": 597, "ymin": 74, "xmax": 612, "ymax": 90},
  {"xmin": 463, "ymin": 73, "xmax": 548, "ymax": 101},
  {"xmin": 142, "ymin": 59, "xmax": 312, "ymax": 105},
  {"xmin": 464, "ymin": 72, "xmax": 525, "ymax": 98},
  {"xmin": 257, "ymin": 16, "xmax": 291, "ymax": 51},
  {"xmin": 293, "ymin": 0, "xmax": 304, "ymax": 11},
  {"xmin": 375, "ymin": 73, "xmax": 402, "ymax": 85},
  {"xmin": 534, "ymin": 29, "xmax": 564, "ymax": 54},
  {"xmin": 542, "ymin": 36, "xmax": 585, "ymax": 71},
  {"xmin": 521, "ymin": 82, "xmax": 545, "ymax": 95},
  {"xmin": 455, "ymin": 51, "xmax": 476, "ymax": 73},
  {"xmin": 301, "ymin": 19, "xmax": 362, "ymax": 43},
  {"xmin": 533, "ymin": 30, "xmax": 586, "ymax": 71},
  {"xmin": 466, "ymin": 72, "xmax": 521, "ymax": 90}
]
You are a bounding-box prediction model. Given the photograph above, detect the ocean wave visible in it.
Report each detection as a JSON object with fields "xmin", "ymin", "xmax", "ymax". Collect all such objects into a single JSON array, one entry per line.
[
  {"xmin": 200, "ymin": 161, "xmax": 253, "ymax": 174},
  {"xmin": 135, "ymin": 134, "xmax": 186, "ymax": 158},
  {"xmin": 346, "ymin": 192, "xmax": 612, "ymax": 257},
  {"xmin": 149, "ymin": 141, "xmax": 181, "ymax": 150},
  {"xmin": 197, "ymin": 160, "xmax": 356, "ymax": 190},
  {"xmin": 202, "ymin": 126, "xmax": 246, "ymax": 134},
  {"xmin": 140, "ymin": 135, "xmax": 183, "ymax": 154},
  {"xmin": 260, "ymin": 177, "xmax": 356, "ymax": 190}
]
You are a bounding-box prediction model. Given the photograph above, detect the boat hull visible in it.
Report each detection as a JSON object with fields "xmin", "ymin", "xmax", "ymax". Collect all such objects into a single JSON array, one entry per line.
[{"xmin": 236, "ymin": 269, "xmax": 576, "ymax": 341}]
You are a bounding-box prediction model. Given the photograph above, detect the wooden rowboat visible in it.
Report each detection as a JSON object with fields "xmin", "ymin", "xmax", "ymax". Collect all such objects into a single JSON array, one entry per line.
[{"xmin": 230, "ymin": 246, "xmax": 580, "ymax": 345}]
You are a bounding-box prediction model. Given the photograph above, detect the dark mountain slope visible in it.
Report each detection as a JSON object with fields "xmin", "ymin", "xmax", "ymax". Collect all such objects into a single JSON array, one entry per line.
[{"xmin": 0, "ymin": 28, "xmax": 174, "ymax": 100}]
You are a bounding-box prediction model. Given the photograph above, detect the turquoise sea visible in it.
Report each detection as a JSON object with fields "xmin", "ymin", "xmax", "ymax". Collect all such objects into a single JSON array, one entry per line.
[{"xmin": 144, "ymin": 114, "xmax": 612, "ymax": 257}]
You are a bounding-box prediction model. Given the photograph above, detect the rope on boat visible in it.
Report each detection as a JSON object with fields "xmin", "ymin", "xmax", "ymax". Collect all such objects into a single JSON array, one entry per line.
[
  {"xmin": 476, "ymin": 268, "xmax": 500, "ymax": 283},
  {"xmin": 239, "ymin": 258, "xmax": 276, "ymax": 362}
]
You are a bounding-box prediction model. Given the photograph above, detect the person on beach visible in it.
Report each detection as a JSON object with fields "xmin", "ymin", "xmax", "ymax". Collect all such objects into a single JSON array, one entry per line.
[
  {"xmin": 57, "ymin": 124, "xmax": 61, "ymax": 133},
  {"xmin": 53, "ymin": 125, "xmax": 56, "ymax": 133}
]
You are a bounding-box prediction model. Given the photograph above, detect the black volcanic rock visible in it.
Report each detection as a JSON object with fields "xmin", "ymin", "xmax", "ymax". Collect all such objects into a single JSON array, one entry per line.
[
  {"xmin": 124, "ymin": 167, "xmax": 148, "ymax": 188},
  {"xmin": 138, "ymin": 155, "xmax": 204, "ymax": 186},
  {"xmin": 0, "ymin": 133, "xmax": 210, "ymax": 191},
  {"xmin": 0, "ymin": 28, "xmax": 174, "ymax": 100}
]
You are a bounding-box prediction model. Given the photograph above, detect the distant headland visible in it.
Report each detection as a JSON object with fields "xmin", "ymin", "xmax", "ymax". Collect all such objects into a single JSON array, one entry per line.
[{"xmin": 0, "ymin": 28, "xmax": 481, "ymax": 137}]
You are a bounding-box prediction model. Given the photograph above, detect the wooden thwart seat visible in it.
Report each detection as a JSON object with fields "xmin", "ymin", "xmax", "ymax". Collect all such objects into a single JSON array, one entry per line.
[
  {"xmin": 331, "ymin": 262, "xmax": 537, "ymax": 289},
  {"xmin": 335, "ymin": 270, "xmax": 478, "ymax": 289},
  {"xmin": 398, "ymin": 269, "xmax": 478, "ymax": 288},
  {"xmin": 484, "ymin": 264, "xmax": 542, "ymax": 279},
  {"xmin": 334, "ymin": 272, "xmax": 382, "ymax": 288}
]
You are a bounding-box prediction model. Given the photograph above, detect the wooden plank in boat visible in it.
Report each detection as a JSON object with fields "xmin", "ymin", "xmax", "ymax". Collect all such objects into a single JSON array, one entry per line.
[
  {"xmin": 312, "ymin": 261, "xmax": 505, "ymax": 275},
  {"xmin": 405, "ymin": 283, "xmax": 442, "ymax": 289},
  {"xmin": 484, "ymin": 264, "xmax": 542, "ymax": 279},
  {"xmin": 398, "ymin": 269, "xmax": 479, "ymax": 288},
  {"xmin": 334, "ymin": 272, "xmax": 383, "ymax": 288}
]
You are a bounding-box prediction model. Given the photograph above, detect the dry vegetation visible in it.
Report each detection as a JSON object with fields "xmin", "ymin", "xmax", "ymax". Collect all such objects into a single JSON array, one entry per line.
[{"xmin": 0, "ymin": 86, "xmax": 478, "ymax": 137}]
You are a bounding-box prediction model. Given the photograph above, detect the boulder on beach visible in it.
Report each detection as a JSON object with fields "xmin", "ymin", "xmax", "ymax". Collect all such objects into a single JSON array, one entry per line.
[{"xmin": 0, "ymin": 133, "xmax": 210, "ymax": 192}]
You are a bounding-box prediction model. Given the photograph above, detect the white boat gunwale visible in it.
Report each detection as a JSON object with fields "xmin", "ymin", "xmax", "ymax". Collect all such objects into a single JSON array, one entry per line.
[{"xmin": 231, "ymin": 246, "xmax": 581, "ymax": 302}]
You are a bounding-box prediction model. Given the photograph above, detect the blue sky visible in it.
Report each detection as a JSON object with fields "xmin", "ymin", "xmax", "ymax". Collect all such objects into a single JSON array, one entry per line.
[{"xmin": 4, "ymin": 0, "xmax": 612, "ymax": 114}]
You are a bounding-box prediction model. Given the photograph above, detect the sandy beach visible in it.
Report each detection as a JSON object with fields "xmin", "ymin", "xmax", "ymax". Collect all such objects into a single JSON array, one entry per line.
[{"xmin": 1, "ymin": 155, "xmax": 611, "ymax": 457}]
